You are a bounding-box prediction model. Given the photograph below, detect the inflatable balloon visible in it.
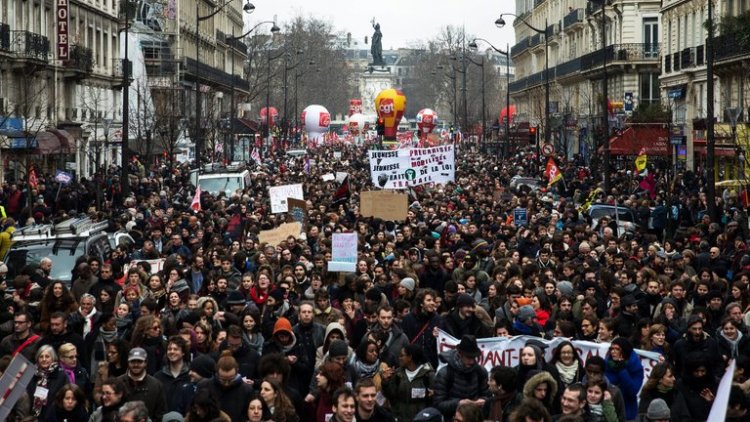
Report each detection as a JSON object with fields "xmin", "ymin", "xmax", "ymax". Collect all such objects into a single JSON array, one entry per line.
[
  {"xmin": 375, "ymin": 88, "xmax": 406, "ymax": 140},
  {"xmin": 302, "ymin": 105, "xmax": 331, "ymax": 145},
  {"xmin": 500, "ymin": 105, "xmax": 516, "ymax": 125},
  {"xmin": 348, "ymin": 113, "xmax": 366, "ymax": 135},
  {"xmin": 416, "ymin": 108, "xmax": 438, "ymax": 139},
  {"xmin": 348, "ymin": 99, "xmax": 363, "ymax": 116},
  {"xmin": 259, "ymin": 107, "xmax": 278, "ymax": 126}
]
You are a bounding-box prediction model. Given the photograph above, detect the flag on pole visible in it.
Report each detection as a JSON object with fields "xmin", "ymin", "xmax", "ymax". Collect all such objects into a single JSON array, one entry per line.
[
  {"xmin": 545, "ymin": 158, "xmax": 562, "ymax": 187},
  {"xmin": 251, "ymin": 148, "xmax": 261, "ymax": 165},
  {"xmin": 635, "ymin": 147, "xmax": 647, "ymax": 172},
  {"xmin": 28, "ymin": 168, "xmax": 38, "ymax": 189},
  {"xmin": 304, "ymin": 156, "xmax": 311, "ymax": 174},
  {"xmin": 331, "ymin": 175, "xmax": 351, "ymax": 209},
  {"xmin": 190, "ymin": 185, "xmax": 202, "ymax": 212}
]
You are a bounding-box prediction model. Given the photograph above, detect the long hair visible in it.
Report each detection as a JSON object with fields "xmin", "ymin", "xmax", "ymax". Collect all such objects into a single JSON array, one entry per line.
[
  {"xmin": 131, "ymin": 314, "xmax": 160, "ymax": 347},
  {"xmin": 641, "ymin": 362, "xmax": 673, "ymax": 395},
  {"xmin": 54, "ymin": 383, "xmax": 88, "ymax": 411},
  {"xmin": 319, "ymin": 361, "xmax": 345, "ymax": 394},
  {"xmin": 641, "ymin": 324, "xmax": 670, "ymax": 354},
  {"xmin": 262, "ymin": 378, "xmax": 296, "ymax": 420},
  {"xmin": 39, "ymin": 281, "xmax": 78, "ymax": 331}
]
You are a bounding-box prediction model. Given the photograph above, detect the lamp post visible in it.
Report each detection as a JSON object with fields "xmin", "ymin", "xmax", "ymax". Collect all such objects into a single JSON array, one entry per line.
[
  {"xmin": 195, "ymin": 0, "xmax": 255, "ymax": 170},
  {"xmin": 225, "ymin": 20, "xmax": 279, "ymax": 162},
  {"xmin": 120, "ymin": 1, "xmax": 133, "ymax": 198},
  {"xmin": 470, "ymin": 38, "xmax": 509, "ymax": 157},
  {"xmin": 706, "ymin": 0, "xmax": 717, "ymax": 220},
  {"xmin": 265, "ymin": 46, "xmax": 285, "ymax": 159},
  {"xmin": 497, "ymin": 13, "xmax": 548, "ymax": 169},
  {"xmin": 282, "ymin": 50, "xmax": 304, "ymax": 146}
]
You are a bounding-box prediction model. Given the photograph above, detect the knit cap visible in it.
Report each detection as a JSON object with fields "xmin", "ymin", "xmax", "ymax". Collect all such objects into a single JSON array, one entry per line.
[
  {"xmin": 328, "ymin": 339, "xmax": 349, "ymax": 358},
  {"xmin": 646, "ymin": 398, "xmax": 670, "ymax": 420},
  {"xmin": 517, "ymin": 305, "xmax": 536, "ymax": 323},
  {"xmin": 189, "ymin": 354, "xmax": 216, "ymax": 379},
  {"xmin": 399, "ymin": 277, "xmax": 416, "ymax": 292}
]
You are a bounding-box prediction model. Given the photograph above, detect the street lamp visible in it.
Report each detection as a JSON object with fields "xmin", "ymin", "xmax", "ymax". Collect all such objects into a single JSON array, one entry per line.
[
  {"xmin": 497, "ymin": 13, "xmax": 549, "ymax": 170},
  {"xmin": 225, "ymin": 20, "xmax": 279, "ymax": 162},
  {"xmin": 470, "ymin": 38, "xmax": 510, "ymax": 157},
  {"xmin": 282, "ymin": 50, "xmax": 304, "ymax": 146},
  {"xmin": 195, "ymin": 0, "xmax": 255, "ymax": 169},
  {"xmin": 706, "ymin": 0, "xmax": 717, "ymax": 220}
]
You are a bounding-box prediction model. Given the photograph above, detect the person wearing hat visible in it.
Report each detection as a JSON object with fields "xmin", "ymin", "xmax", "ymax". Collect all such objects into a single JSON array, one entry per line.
[
  {"xmin": 441, "ymin": 293, "xmax": 492, "ymax": 340},
  {"xmin": 172, "ymin": 353, "xmax": 216, "ymax": 414},
  {"xmin": 260, "ymin": 287, "xmax": 297, "ymax": 339},
  {"xmin": 669, "ymin": 352, "xmax": 718, "ymax": 422},
  {"xmin": 643, "ymin": 397, "xmax": 670, "ymax": 422},
  {"xmin": 432, "ymin": 334, "xmax": 488, "ymax": 418},
  {"xmin": 451, "ymin": 253, "xmax": 491, "ymax": 292},
  {"xmin": 511, "ymin": 305, "xmax": 544, "ymax": 337},
  {"xmin": 671, "ymin": 314, "xmax": 722, "ymax": 378},
  {"xmin": 613, "ymin": 294, "xmax": 640, "ymax": 339},
  {"xmin": 603, "ymin": 338, "xmax": 643, "ymax": 421},
  {"xmin": 116, "ymin": 347, "xmax": 167, "ymax": 421},
  {"xmin": 413, "ymin": 407, "xmax": 444, "ymax": 422}
]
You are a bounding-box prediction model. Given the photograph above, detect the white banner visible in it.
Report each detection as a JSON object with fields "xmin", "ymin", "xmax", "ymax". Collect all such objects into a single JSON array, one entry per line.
[
  {"xmin": 268, "ymin": 183, "xmax": 304, "ymax": 213},
  {"xmin": 708, "ymin": 359, "xmax": 735, "ymax": 422},
  {"xmin": 369, "ymin": 145, "xmax": 455, "ymax": 189},
  {"xmin": 328, "ymin": 233, "xmax": 357, "ymax": 272},
  {"xmin": 436, "ymin": 329, "xmax": 661, "ymax": 381}
]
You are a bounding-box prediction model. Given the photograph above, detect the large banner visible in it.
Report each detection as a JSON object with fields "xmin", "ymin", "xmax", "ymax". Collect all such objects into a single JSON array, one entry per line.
[
  {"xmin": 369, "ymin": 145, "xmax": 455, "ymax": 189},
  {"xmin": 437, "ymin": 330, "xmax": 661, "ymax": 382}
]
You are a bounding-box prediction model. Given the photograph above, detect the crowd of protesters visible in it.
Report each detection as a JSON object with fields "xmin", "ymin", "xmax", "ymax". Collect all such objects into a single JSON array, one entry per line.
[{"xmin": 0, "ymin": 142, "xmax": 748, "ymax": 422}]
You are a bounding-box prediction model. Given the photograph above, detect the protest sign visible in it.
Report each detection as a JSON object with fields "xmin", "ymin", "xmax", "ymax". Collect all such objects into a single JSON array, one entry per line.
[
  {"xmin": 513, "ymin": 208, "xmax": 528, "ymax": 226},
  {"xmin": 258, "ymin": 222, "xmax": 302, "ymax": 246},
  {"xmin": 129, "ymin": 259, "xmax": 166, "ymax": 274},
  {"xmin": 360, "ymin": 191, "xmax": 408, "ymax": 221},
  {"xmin": 287, "ymin": 198, "xmax": 308, "ymax": 229},
  {"xmin": 368, "ymin": 145, "xmax": 455, "ymax": 189},
  {"xmin": 328, "ymin": 233, "xmax": 357, "ymax": 272},
  {"xmin": 269, "ymin": 183, "xmax": 304, "ymax": 213},
  {"xmin": 436, "ymin": 329, "xmax": 660, "ymax": 382},
  {"xmin": 708, "ymin": 359, "xmax": 735, "ymax": 422},
  {"xmin": 322, "ymin": 173, "xmax": 335, "ymax": 182},
  {"xmin": 0, "ymin": 354, "xmax": 34, "ymax": 421}
]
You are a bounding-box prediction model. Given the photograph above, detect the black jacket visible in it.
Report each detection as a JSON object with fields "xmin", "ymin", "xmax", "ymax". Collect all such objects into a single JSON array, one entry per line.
[
  {"xmin": 213, "ymin": 339, "xmax": 261, "ymax": 379},
  {"xmin": 441, "ymin": 309, "xmax": 492, "ymax": 339},
  {"xmin": 197, "ymin": 375, "xmax": 254, "ymax": 422},
  {"xmin": 153, "ymin": 364, "xmax": 191, "ymax": 413},
  {"xmin": 432, "ymin": 349, "xmax": 489, "ymax": 418},
  {"xmin": 116, "ymin": 372, "xmax": 168, "ymax": 421}
]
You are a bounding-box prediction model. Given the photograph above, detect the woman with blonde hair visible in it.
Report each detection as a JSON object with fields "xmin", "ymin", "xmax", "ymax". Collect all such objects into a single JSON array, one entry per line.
[
  {"xmin": 130, "ymin": 314, "xmax": 166, "ymax": 375},
  {"xmin": 641, "ymin": 324, "xmax": 670, "ymax": 358}
]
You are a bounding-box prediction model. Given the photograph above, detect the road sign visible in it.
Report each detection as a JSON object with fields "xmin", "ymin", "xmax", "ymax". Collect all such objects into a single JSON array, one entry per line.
[{"xmin": 542, "ymin": 143, "xmax": 555, "ymax": 156}]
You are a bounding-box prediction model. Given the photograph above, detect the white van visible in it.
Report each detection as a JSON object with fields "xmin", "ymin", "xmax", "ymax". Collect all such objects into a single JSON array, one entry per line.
[{"xmin": 190, "ymin": 167, "xmax": 252, "ymax": 196}]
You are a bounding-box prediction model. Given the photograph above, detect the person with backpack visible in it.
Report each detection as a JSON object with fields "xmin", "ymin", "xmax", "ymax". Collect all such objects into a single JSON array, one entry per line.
[{"xmin": 431, "ymin": 334, "xmax": 488, "ymax": 418}]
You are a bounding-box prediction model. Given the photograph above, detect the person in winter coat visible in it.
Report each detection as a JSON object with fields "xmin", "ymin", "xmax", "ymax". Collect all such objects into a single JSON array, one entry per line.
[
  {"xmin": 315, "ymin": 322, "xmax": 353, "ymax": 369},
  {"xmin": 432, "ymin": 335, "xmax": 489, "ymax": 418},
  {"xmin": 604, "ymin": 338, "xmax": 643, "ymax": 421},
  {"xmin": 196, "ymin": 350, "xmax": 254, "ymax": 422},
  {"xmin": 717, "ymin": 317, "xmax": 750, "ymax": 363},
  {"xmin": 153, "ymin": 336, "xmax": 191, "ymax": 413},
  {"xmin": 637, "ymin": 363, "xmax": 677, "ymax": 418},
  {"xmin": 212, "ymin": 324, "xmax": 260, "ymax": 379},
  {"xmin": 115, "ymin": 347, "xmax": 168, "ymax": 421},
  {"xmin": 28, "ymin": 345, "xmax": 68, "ymax": 420},
  {"xmin": 44, "ymin": 384, "xmax": 90, "ymax": 422},
  {"xmin": 88, "ymin": 378, "xmax": 125, "ymax": 422},
  {"xmin": 670, "ymin": 352, "xmax": 718, "ymax": 422},
  {"xmin": 519, "ymin": 370, "xmax": 558, "ymax": 411},
  {"xmin": 584, "ymin": 379, "xmax": 618, "ymax": 422},
  {"xmin": 441, "ymin": 294, "xmax": 492, "ymax": 340},
  {"xmin": 401, "ymin": 288, "xmax": 442, "ymax": 368},
  {"xmin": 381, "ymin": 344, "xmax": 435, "ymax": 422},
  {"xmin": 671, "ymin": 315, "xmax": 723, "ymax": 378}
]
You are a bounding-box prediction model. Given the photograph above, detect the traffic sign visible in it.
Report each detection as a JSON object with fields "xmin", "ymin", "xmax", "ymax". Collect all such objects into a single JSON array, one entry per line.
[{"xmin": 542, "ymin": 143, "xmax": 555, "ymax": 156}]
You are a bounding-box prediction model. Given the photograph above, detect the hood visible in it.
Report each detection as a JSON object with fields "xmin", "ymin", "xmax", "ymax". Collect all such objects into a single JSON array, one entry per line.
[
  {"xmin": 324, "ymin": 322, "xmax": 347, "ymax": 339},
  {"xmin": 4, "ymin": 225, "xmax": 15, "ymax": 234},
  {"xmin": 439, "ymin": 349, "xmax": 478, "ymax": 374},
  {"xmin": 522, "ymin": 370, "xmax": 558, "ymax": 400},
  {"xmin": 273, "ymin": 317, "xmax": 293, "ymax": 336}
]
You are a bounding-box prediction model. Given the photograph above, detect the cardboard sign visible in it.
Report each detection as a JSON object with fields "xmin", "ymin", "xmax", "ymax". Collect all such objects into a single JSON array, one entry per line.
[
  {"xmin": 287, "ymin": 198, "xmax": 307, "ymax": 229},
  {"xmin": 0, "ymin": 354, "xmax": 34, "ymax": 421},
  {"xmin": 328, "ymin": 233, "xmax": 357, "ymax": 272},
  {"xmin": 258, "ymin": 222, "xmax": 302, "ymax": 247},
  {"xmin": 268, "ymin": 183, "xmax": 304, "ymax": 213},
  {"xmin": 360, "ymin": 191, "xmax": 408, "ymax": 221}
]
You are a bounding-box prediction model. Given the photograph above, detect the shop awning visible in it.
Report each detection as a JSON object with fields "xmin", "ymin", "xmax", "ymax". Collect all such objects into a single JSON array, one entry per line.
[
  {"xmin": 693, "ymin": 139, "xmax": 739, "ymax": 156},
  {"xmin": 600, "ymin": 126, "xmax": 670, "ymax": 156},
  {"xmin": 48, "ymin": 128, "xmax": 75, "ymax": 152},
  {"xmin": 36, "ymin": 131, "xmax": 61, "ymax": 154}
]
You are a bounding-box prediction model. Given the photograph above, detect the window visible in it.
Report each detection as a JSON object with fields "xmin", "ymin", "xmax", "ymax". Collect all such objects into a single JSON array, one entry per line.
[
  {"xmin": 643, "ymin": 18, "xmax": 659, "ymax": 58},
  {"xmin": 639, "ymin": 73, "xmax": 659, "ymax": 106}
]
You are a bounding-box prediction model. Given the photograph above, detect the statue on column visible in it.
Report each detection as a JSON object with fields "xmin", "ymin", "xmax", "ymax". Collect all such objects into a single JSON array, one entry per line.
[{"xmin": 371, "ymin": 20, "xmax": 384, "ymax": 66}]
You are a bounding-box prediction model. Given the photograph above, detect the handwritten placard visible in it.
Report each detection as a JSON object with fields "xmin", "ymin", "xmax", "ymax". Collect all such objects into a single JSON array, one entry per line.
[
  {"xmin": 328, "ymin": 233, "xmax": 357, "ymax": 272},
  {"xmin": 269, "ymin": 183, "xmax": 304, "ymax": 213}
]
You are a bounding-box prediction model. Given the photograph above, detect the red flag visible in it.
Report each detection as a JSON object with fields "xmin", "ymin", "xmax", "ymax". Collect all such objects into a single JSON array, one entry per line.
[
  {"xmin": 331, "ymin": 175, "xmax": 350, "ymax": 209},
  {"xmin": 28, "ymin": 168, "xmax": 38, "ymax": 189},
  {"xmin": 545, "ymin": 158, "xmax": 562, "ymax": 187},
  {"xmin": 190, "ymin": 185, "xmax": 202, "ymax": 212}
]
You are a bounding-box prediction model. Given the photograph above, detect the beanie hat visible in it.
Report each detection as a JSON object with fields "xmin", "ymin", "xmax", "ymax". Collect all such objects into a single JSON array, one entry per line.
[
  {"xmin": 399, "ymin": 277, "xmax": 416, "ymax": 292},
  {"xmin": 556, "ymin": 280, "xmax": 574, "ymax": 297},
  {"xmin": 517, "ymin": 305, "xmax": 537, "ymax": 323},
  {"xmin": 365, "ymin": 288, "xmax": 382, "ymax": 302},
  {"xmin": 225, "ymin": 290, "xmax": 246, "ymax": 305},
  {"xmin": 646, "ymin": 398, "xmax": 670, "ymax": 420},
  {"xmin": 687, "ymin": 314, "xmax": 704, "ymax": 328},
  {"xmin": 611, "ymin": 337, "xmax": 634, "ymax": 359},
  {"xmin": 269, "ymin": 288, "xmax": 286, "ymax": 302},
  {"xmin": 456, "ymin": 293, "xmax": 476, "ymax": 308},
  {"xmin": 189, "ymin": 354, "xmax": 216, "ymax": 379},
  {"xmin": 328, "ymin": 339, "xmax": 349, "ymax": 358},
  {"xmin": 273, "ymin": 317, "xmax": 293, "ymax": 336}
]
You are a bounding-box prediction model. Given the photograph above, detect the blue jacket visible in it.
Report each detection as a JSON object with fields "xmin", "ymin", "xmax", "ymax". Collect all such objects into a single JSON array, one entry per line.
[{"xmin": 604, "ymin": 351, "xmax": 643, "ymax": 420}]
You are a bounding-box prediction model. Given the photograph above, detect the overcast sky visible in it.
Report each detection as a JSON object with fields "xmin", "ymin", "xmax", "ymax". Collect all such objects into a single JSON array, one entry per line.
[{"xmin": 248, "ymin": 0, "xmax": 517, "ymax": 50}]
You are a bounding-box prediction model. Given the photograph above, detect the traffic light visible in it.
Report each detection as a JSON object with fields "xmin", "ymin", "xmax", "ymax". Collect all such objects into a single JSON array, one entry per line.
[
  {"xmin": 376, "ymin": 118, "xmax": 385, "ymax": 137},
  {"xmin": 529, "ymin": 126, "xmax": 537, "ymax": 144}
]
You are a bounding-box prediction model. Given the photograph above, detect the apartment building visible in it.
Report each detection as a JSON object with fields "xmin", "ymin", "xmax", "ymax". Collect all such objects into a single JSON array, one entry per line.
[{"xmin": 509, "ymin": 0, "xmax": 661, "ymax": 159}]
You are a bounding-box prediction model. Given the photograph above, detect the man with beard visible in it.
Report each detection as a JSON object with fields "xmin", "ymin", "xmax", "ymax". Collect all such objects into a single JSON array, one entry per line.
[
  {"xmin": 292, "ymin": 263, "xmax": 311, "ymax": 294},
  {"xmin": 643, "ymin": 279, "xmax": 664, "ymax": 319},
  {"xmin": 401, "ymin": 288, "xmax": 442, "ymax": 367},
  {"xmin": 89, "ymin": 264, "xmax": 122, "ymax": 300},
  {"xmin": 116, "ymin": 347, "xmax": 167, "ymax": 421},
  {"xmin": 293, "ymin": 302, "xmax": 325, "ymax": 395},
  {"xmin": 451, "ymin": 254, "xmax": 490, "ymax": 290},
  {"xmin": 671, "ymin": 315, "xmax": 722, "ymax": 378},
  {"xmin": 217, "ymin": 256, "xmax": 242, "ymax": 289},
  {"xmin": 483, "ymin": 365, "xmax": 517, "ymax": 421},
  {"xmin": 261, "ymin": 288, "xmax": 297, "ymax": 339},
  {"xmin": 705, "ymin": 290, "xmax": 726, "ymax": 334},
  {"xmin": 432, "ymin": 334, "xmax": 488, "ymax": 418},
  {"xmin": 442, "ymin": 294, "xmax": 492, "ymax": 340},
  {"xmin": 670, "ymin": 352, "xmax": 718, "ymax": 421},
  {"xmin": 38, "ymin": 312, "xmax": 86, "ymax": 367},
  {"xmin": 418, "ymin": 253, "xmax": 450, "ymax": 293},
  {"xmin": 184, "ymin": 255, "xmax": 207, "ymax": 294},
  {"xmin": 613, "ymin": 295, "xmax": 640, "ymax": 339},
  {"xmin": 213, "ymin": 325, "xmax": 260, "ymax": 379}
]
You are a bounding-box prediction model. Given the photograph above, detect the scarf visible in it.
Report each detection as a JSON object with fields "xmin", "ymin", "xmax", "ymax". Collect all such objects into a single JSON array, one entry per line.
[
  {"xmin": 100, "ymin": 327, "xmax": 118, "ymax": 343},
  {"xmin": 607, "ymin": 358, "xmax": 626, "ymax": 373},
  {"xmin": 315, "ymin": 305, "xmax": 332, "ymax": 316},
  {"xmin": 351, "ymin": 356, "xmax": 380, "ymax": 379},
  {"xmin": 720, "ymin": 330, "xmax": 743, "ymax": 357},
  {"xmin": 82, "ymin": 307, "xmax": 98, "ymax": 338},
  {"xmin": 250, "ymin": 286, "xmax": 270, "ymax": 305},
  {"xmin": 32, "ymin": 363, "xmax": 58, "ymax": 416},
  {"xmin": 657, "ymin": 384, "xmax": 673, "ymax": 394},
  {"xmin": 589, "ymin": 403, "xmax": 603, "ymax": 415},
  {"xmin": 60, "ymin": 360, "xmax": 76, "ymax": 385},
  {"xmin": 513, "ymin": 319, "xmax": 534, "ymax": 335},
  {"xmin": 555, "ymin": 361, "xmax": 578, "ymax": 386}
]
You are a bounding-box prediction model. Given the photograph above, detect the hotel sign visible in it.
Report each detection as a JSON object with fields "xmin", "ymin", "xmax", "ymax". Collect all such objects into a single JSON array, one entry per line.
[{"xmin": 57, "ymin": 0, "xmax": 69, "ymax": 60}]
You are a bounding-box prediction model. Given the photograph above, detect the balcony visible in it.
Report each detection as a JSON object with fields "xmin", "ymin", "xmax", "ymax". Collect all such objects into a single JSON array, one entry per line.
[
  {"xmin": 563, "ymin": 9, "xmax": 584, "ymax": 30},
  {"xmin": 0, "ymin": 23, "xmax": 10, "ymax": 52},
  {"xmin": 555, "ymin": 57, "xmax": 581, "ymax": 78},
  {"xmin": 715, "ymin": 32, "xmax": 750, "ymax": 63},
  {"xmin": 529, "ymin": 33, "xmax": 542, "ymax": 49},
  {"xmin": 586, "ymin": 1, "xmax": 604, "ymax": 17},
  {"xmin": 534, "ymin": 0, "xmax": 547, "ymax": 7},
  {"xmin": 64, "ymin": 45, "xmax": 94, "ymax": 76},
  {"xmin": 226, "ymin": 36, "xmax": 247, "ymax": 54},
  {"xmin": 696, "ymin": 45, "xmax": 705, "ymax": 66},
  {"xmin": 681, "ymin": 48, "xmax": 693, "ymax": 69},
  {"xmin": 9, "ymin": 30, "xmax": 49, "ymax": 62},
  {"xmin": 184, "ymin": 57, "xmax": 250, "ymax": 91},
  {"xmin": 511, "ymin": 37, "xmax": 529, "ymax": 57}
]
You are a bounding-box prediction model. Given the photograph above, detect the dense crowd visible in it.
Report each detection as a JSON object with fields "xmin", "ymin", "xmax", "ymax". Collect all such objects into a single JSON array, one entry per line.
[{"xmin": 0, "ymin": 143, "xmax": 747, "ymax": 422}]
